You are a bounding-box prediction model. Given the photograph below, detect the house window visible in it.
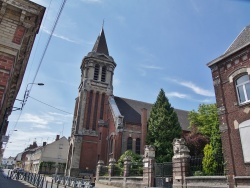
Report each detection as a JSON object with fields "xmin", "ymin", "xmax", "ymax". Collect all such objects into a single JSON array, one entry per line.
[
  {"xmin": 127, "ymin": 137, "xmax": 132, "ymax": 151},
  {"xmin": 59, "ymin": 144, "xmax": 63, "ymax": 149},
  {"xmin": 94, "ymin": 64, "xmax": 100, "ymax": 80},
  {"xmin": 136, "ymin": 138, "xmax": 140, "ymax": 154},
  {"xmin": 236, "ymin": 74, "xmax": 250, "ymax": 104},
  {"xmin": 101, "ymin": 66, "xmax": 107, "ymax": 82},
  {"xmin": 239, "ymin": 120, "xmax": 250, "ymax": 163}
]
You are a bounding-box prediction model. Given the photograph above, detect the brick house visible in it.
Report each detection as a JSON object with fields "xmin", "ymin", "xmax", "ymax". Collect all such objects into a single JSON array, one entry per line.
[
  {"xmin": 65, "ymin": 28, "xmax": 190, "ymax": 177},
  {"xmin": 0, "ymin": 0, "xmax": 45, "ymax": 161},
  {"xmin": 207, "ymin": 25, "xmax": 250, "ymax": 177}
]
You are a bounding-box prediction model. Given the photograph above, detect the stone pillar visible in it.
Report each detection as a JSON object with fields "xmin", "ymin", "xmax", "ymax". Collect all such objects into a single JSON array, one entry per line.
[
  {"xmin": 123, "ymin": 156, "xmax": 131, "ymax": 177},
  {"xmin": 96, "ymin": 160, "xmax": 104, "ymax": 181},
  {"xmin": 172, "ymin": 138, "xmax": 190, "ymax": 188},
  {"xmin": 109, "ymin": 158, "xmax": 116, "ymax": 177},
  {"xmin": 143, "ymin": 145, "xmax": 155, "ymax": 187}
]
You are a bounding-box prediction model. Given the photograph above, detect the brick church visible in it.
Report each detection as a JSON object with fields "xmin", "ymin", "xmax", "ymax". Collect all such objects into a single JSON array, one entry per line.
[{"xmin": 65, "ymin": 28, "xmax": 189, "ymax": 176}]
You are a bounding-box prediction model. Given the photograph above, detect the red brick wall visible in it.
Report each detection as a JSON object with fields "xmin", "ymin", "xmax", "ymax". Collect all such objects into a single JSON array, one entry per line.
[
  {"xmin": 210, "ymin": 46, "xmax": 250, "ymax": 176},
  {"xmin": 12, "ymin": 25, "xmax": 26, "ymax": 45},
  {"xmin": 80, "ymin": 135, "xmax": 98, "ymax": 171},
  {"xmin": 0, "ymin": 53, "xmax": 14, "ymax": 108}
]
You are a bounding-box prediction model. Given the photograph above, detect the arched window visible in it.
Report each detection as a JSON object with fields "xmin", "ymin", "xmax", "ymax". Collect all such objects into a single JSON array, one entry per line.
[
  {"xmin": 86, "ymin": 91, "xmax": 93, "ymax": 129},
  {"xmin": 101, "ymin": 66, "xmax": 106, "ymax": 82},
  {"xmin": 110, "ymin": 136, "xmax": 113, "ymax": 154},
  {"xmin": 236, "ymin": 74, "xmax": 250, "ymax": 104},
  {"xmin": 94, "ymin": 64, "xmax": 100, "ymax": 80},
  {"xmin": 92, "ymin": 92, "xmax": 99, "ymax": 130},
  {"xmin": 135, "ymin": 138, "xmax": 140, "ymax": 154},
  {"xmin": 100, "ymin": 93, "xmax": 105, "ymax": 119},
  {"xmin": 127, "ymin": 137, "xmax": 132, "ymax": 151}
]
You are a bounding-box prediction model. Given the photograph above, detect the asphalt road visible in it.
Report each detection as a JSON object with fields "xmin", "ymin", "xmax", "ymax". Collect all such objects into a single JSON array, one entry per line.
[{"xmin": 0, "ymin": 169, "xmax": 35, "ymax": 188}]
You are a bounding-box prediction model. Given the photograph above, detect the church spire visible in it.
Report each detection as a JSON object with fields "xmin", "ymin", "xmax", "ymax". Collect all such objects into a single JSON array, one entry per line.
[{"xmin": 92, "ymin": 27, "xmax": 109, "ymax": 56}]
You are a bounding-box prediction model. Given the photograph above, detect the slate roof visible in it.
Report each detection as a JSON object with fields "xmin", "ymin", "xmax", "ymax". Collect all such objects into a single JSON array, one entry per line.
[
  {"xmin": 225, "ymin": 25, "xmax": 250, "ymax": 54},
  {"xmin": 92, "ymin": 28, "xmax": 109, "ymax": 56},
  {"xmin": 114, "ymin": 96, "xmax": 190, "ymax": 131},
  {"xmin": 208, "ymin": 24, "xmax": 250, "ymax": 67}
]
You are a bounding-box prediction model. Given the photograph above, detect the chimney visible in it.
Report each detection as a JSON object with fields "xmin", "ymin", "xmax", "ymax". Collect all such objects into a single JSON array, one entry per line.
[
  {"xmin": 56, "ymin": 135, "xmax": 60, "ymax": 141},
  {"xmin": 141, "ymin": 108, "xmax": 147, "ymax": 154},
  {"xmin": 43, "ymin": 142, "xmax": 47, "ymax": 146}
]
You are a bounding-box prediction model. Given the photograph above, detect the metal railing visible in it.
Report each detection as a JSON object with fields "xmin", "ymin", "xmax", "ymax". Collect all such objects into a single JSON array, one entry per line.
[
  {"xmin": 189, "ymin": 155, "xmax": 225, "ymax": 176},
  {"xmin": 7, "ymin": 170, "xmax": 94, "ymax": 188}
]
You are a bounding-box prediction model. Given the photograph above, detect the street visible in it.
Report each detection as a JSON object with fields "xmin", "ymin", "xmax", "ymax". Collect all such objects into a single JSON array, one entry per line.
[{"xmin": 0, "ymin": 169, "xmax": 35, "ymax": 188}]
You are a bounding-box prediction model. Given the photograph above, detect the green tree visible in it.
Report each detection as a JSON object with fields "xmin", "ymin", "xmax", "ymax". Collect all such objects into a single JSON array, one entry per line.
[
  {"xmin": 202, "ymin": 144, "xmax": 217, "ymax": 175},
  {"xmin": 146, "ymin": 89, "xmax": 182, "ymax": 162},
  {"xmin": 188, "ymin": 104, "xmax": 222, "ymax": 156}
]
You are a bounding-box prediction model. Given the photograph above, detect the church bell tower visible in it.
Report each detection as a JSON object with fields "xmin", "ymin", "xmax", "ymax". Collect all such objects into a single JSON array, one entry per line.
[{"xmin": 65, "ymin": 28, "xmax": 116, "ymax": 176}]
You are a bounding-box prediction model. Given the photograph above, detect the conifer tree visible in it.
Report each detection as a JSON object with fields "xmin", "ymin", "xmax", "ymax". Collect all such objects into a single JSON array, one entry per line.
[{"xmin": 146, "ymin": 89, "xmax": 182, "ymax": 162}]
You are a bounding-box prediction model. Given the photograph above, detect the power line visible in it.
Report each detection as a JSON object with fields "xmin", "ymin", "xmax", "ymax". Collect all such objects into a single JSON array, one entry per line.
[
  {"xmin": 29, "ymin": 96, "xmax": 73, "ymax": 115},
  {"xmin": 30, "ymin": 0, "xmax": 68, "ymax": 93},
  {"xmin": 9, "ymin": 0, "xmax": 68, "ymax": 137}
]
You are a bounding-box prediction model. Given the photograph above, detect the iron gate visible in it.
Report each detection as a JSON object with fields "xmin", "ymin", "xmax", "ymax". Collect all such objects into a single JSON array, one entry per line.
[{"xmin": 154, "ymin": 162, "xmax": 173, "ymax": 188}]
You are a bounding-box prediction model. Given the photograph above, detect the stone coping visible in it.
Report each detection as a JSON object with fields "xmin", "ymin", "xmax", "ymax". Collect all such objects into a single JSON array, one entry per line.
[
  {"xmin": 186, "ymin": 176, "xmax": 227, "ymax": 180},
  {"xmin": 234, "ymin": 176, "xmax": 250, "ymax": 179}
]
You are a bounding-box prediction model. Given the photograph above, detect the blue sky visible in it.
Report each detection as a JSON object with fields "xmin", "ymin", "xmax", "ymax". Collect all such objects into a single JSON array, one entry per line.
[{"xmin": 3, "ymin": 0, "xmax": 250, "ymax": 157}]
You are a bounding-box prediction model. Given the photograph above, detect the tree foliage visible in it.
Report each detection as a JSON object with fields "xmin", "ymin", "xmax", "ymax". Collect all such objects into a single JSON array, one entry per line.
[
  {"xmin": 188, "ymin": 104, "xmax": 222, "ymax": 156},
  {"xmin": 183, "ymin": 125, "xmax": 209, "ymax": 156},
  {"xmin": 117, "ymin": 150, "xmax": 142, "ymax": 168},
  {"xmin": 146, "ymin": 89, "xmax": 182, "ymax": 162},
  {"xmin": 202, "ymin": 144, "xmax": 217, "ymax": 175},
  {"xmin": 117, "ymin": 150, "xmax": 143, "ymax": 176}
]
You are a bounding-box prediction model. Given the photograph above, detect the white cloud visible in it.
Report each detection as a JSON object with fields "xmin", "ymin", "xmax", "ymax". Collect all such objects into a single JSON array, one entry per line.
[
  {"xmin": 19, "ymin": 113, "xmax": 48, "ymax": 125},
  {"xmin": 42, "ymin": 27, "xmax": 81, "ymax": 44},
  {"xmin": 179, "ymin": 81, "xmax": 215, "ymax": 97},
  {"xmin": 140, "ymin": 64, "xmax": 163, "ymax": 70},
  {"xmin": 166, "ymin": 92, "xmax": 189, "ymax": 99},
  {"xmin": 32, "ymin": 124, "xmax": 50, "ymax": 129},
  {"xmin": 80, "ymin": 0, "xmax": 102, "ymax": 3},
  {"xmin": 166, "ymin": 78, "xmax": 215, "ymax": 97}
]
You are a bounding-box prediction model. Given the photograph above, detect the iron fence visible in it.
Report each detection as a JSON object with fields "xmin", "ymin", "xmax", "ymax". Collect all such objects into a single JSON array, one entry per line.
[
  {"xmin": 129, "ymin": 162, "xmax": 143, "ymax": 176},
  {"xmin": 154, "ymin": 162, "xmax": 173, "ymax": 188},
  {"xmin": 189, "ymin": 155, "xmax": 225, "ymax": 176},
  {"xmin": 99, "ymin": 165, "xmax": 109, "ymax": 176},
  {"xmin": 113, "ymin": 164, "xmax": 123, "ymax": 176}
]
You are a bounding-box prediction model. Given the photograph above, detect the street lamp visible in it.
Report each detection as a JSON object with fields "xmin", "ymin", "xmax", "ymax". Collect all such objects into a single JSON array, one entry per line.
[{"xmin": 21, "ymin": 83, "xmax": 44, "ymax": 109}]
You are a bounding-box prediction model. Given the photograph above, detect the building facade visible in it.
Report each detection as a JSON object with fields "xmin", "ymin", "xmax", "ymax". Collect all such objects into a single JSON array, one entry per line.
[
  {"xmin": 208, "ymin": 25, "xmax": 250, "ymax": 176},
  {"xmin": 0, "ymin": 0, "xmax": 45, "ymax": 160},
  {"xmin": 1, "ymin": 156, "xmax": 15, "ymax": 169},
  {"xmin": 65, "ymin": 28, "xmax": 190, "ymax": 177}
]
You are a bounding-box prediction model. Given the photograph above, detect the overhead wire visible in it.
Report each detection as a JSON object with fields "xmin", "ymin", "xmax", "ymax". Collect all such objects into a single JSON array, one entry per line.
[
  {"xmin": 25, "ymin": 0, "xmax": 53, "ymax": 84},
  {"xmin": 30, "ymin": 0, "xmax": 68, "ymax": 90},
  {"xmin": 29, "ymin": 96, "xmax": 73, "ymax": 115},
  {"xmin": 10, "ymin": 0, "xmax": 68, "ymax": 134}
]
